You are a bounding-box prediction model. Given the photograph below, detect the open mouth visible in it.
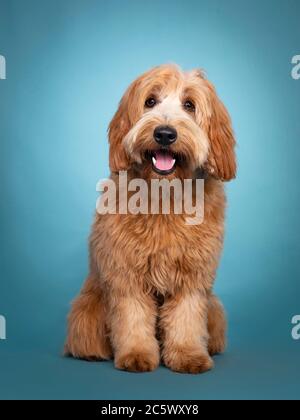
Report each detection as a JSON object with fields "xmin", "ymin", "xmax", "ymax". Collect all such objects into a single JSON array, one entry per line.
[{"xmin": 150, "ymin": 149, "xmax": 177, "ymax": 175}]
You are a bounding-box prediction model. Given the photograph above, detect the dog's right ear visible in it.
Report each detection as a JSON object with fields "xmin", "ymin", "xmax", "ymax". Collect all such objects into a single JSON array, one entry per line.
[
  {"xmin": 109, "ymin": 76, "xmax": 144, "ymax": 172},
  {"xmin": 108, "ymin": 93, "xmax": 132, "ymax": 172},
  {"xmin": 108, "ymin": 74, "xmax": 143, "ymax": 172}
]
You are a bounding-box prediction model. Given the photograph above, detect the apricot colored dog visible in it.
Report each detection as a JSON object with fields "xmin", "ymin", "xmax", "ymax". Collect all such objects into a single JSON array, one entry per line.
[{"xmin": 65, "ymin": 64, "xmax": 236, "ymax": 373}]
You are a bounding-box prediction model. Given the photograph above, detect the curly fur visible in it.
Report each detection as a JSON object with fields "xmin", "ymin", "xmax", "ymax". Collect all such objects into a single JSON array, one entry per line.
[{"xmin": 65, "ymin": 64, "xmax": 236, "ymax": 374}]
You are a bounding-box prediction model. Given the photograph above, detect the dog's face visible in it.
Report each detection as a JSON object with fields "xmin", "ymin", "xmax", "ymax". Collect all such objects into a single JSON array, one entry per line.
[{"xmin": 109, "ymin": 64, "xmax": 236, "ymax": 181}]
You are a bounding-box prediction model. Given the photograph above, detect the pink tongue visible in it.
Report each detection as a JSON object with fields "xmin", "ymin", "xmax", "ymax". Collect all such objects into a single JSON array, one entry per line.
[{"xmin": 153, "ymin": 151, "xmax": 175, "ymax": 171}]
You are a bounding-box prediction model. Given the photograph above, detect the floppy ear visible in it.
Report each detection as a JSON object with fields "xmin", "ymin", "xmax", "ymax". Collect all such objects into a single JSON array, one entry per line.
[
  {"xmin": 108, "ymin": 94, "xmax": 131, "ymax": 172},
  {"xmin": 204, "ymin": 81, "xmax": 236, "ymax": 181}
]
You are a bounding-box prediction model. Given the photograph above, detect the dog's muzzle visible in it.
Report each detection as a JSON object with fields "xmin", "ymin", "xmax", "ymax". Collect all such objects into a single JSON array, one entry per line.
[{"xmin": 151, "ymin": 125, "xmax": 177, "ymax": 175}]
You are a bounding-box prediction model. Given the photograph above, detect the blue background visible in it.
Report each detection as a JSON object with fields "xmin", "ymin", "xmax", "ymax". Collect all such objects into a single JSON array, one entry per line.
[{"xmin": 0, "ymin": 0, "xmax": 300, "ymax": 400}]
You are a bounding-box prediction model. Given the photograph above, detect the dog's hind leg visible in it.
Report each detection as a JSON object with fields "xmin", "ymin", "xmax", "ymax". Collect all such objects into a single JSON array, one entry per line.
[
  {"xmin": 207, "ymin": 294, "xmax": 227, "ymax": 356},
  {"xmin": 64, "ymin": 274, "xmax": 112, "ymax": 361}
]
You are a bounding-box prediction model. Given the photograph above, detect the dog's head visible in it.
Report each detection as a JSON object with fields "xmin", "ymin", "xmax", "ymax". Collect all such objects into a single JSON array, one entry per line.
[{"xmin": 108, "ymin": 64, "xmax": 236, "ymax": 181}]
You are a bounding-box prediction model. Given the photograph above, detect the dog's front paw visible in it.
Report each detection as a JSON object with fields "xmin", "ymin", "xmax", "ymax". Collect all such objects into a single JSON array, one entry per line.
[
  {"xmin": 164, "ymin": 347, "xmax": 214, "ymax": 374},
  {"xmin": 115, "ymin": 351, "xmax": 159, "ymax": 373}
]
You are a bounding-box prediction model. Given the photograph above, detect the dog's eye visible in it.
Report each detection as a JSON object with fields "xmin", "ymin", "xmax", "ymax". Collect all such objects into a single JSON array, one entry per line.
[
  {"xmin": 145, "ymin": 97, "xmax": 157, "ymax": 108},
  {"xmin": 183, "ymin": 100, "xmax": 195, "ymax": 112}
]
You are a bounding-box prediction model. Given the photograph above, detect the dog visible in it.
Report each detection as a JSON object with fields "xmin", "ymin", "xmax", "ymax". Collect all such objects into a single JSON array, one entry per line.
[{"xmin": 65, "ymin": 64, "xmax": 236, "ymax": 374}]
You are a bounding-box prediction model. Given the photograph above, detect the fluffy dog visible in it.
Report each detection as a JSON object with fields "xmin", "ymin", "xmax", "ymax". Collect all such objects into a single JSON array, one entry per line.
[{"xmin": 65, "ymin": 64, "xmax": 236, "ymax": 374}]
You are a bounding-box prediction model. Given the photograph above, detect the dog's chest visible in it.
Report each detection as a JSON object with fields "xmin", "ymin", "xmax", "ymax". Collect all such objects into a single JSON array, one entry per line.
[{"xmin": 116, "ymin": 214, "xmax": 209, "ymax": 293}]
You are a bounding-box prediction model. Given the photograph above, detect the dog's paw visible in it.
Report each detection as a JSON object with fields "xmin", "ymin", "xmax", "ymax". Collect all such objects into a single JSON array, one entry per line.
[
  {"xmin": 64, "ymin": 344, "xmax": 107, "ymax": 362},
  {"xmin": 164, "ymin": 348, "xmax": 214, "ymax": 374},
  {"xmin": 115, "ymin": 351, "xmax": 159, "ymax": 373},
  {"xmin": 64, "ymin": 336, "xmax": 112, "ymax": 362},
  {"xmin": 208, "ymin": 336, "xmax": 226, "ymax": 356}
]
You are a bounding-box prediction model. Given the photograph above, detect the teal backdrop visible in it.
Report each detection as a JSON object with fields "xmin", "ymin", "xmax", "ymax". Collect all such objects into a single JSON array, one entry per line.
[{"xmin": 0, "ymin": 0, "xmax": 300, "ymax": 400}]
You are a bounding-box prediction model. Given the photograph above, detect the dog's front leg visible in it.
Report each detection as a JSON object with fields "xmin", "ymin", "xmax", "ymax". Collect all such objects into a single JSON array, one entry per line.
[
  {"xmin": 160, "ymin": 289, "xmax": 213, "ymax": 374},
  {"xmin": 109, "ymin": 290, "xmax": 160, "ymax": 372}
]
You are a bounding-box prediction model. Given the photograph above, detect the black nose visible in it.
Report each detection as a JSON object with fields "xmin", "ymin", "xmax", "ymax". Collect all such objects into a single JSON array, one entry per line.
[{"xmin": 153, "ymin": 125, "xmax": 177, "ymax": 146}]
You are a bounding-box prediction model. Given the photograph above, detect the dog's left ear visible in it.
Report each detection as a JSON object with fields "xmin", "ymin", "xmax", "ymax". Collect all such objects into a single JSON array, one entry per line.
[
  {"xmin": 108, "ymin": 94, "xmax": 131, "ymax": 173},
  {"xmin": 203, "ymin": 79, "xmax": 237, "ymax": 181}
]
